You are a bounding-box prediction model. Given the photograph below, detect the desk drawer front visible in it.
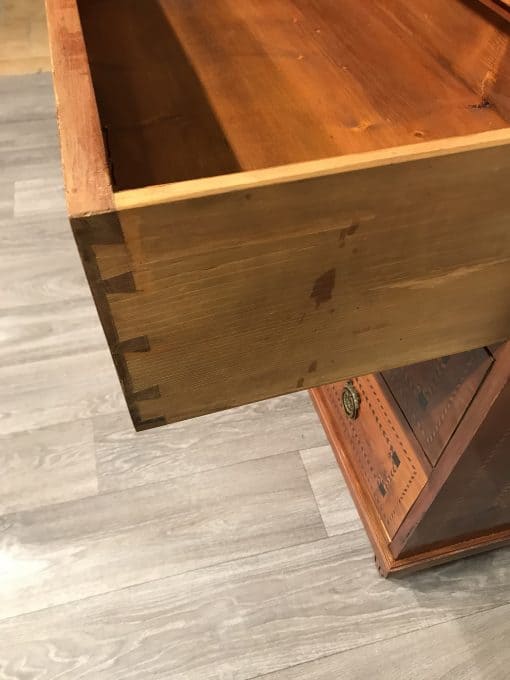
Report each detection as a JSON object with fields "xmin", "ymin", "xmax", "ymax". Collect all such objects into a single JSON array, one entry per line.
[{"xmin": 320, "ymin": 375, "xmax": 429, "ymax": 538}]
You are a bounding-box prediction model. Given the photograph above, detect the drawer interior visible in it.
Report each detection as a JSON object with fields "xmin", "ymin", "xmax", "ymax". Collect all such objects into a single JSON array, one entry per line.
[{"xmin": 77, "ymin": 0, "xmax": 510, "ymax": 191}]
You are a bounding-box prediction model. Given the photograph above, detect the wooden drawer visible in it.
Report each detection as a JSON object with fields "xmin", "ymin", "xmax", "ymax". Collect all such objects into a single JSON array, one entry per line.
[{"xmin": 46, "ymin": 0, "xmax": 510, "ymax": 429}]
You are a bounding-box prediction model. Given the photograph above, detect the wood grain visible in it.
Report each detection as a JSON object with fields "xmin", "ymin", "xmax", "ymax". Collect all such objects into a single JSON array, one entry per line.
[
  {"xmin": 1, "ymin": 533, "xmax": 510, "ymax": 679},
  {"xmin": 3, "ymin": 71, "xmax": 510, "ymax": 677},
  {"xmin": 260, "ymin": 603, "xmax": 510, "ymax": 680},
  {"xmin": 77, "ymin": 0, "xmax": 510, "ymax": 188},
  {"xmin": 300, "ymin": 445, "xmax": 361, "ymax": 536},
  {"xmin": 96, "ymin": 133, "xmax": 510, "ymax": 427},
  {"xmin": 47, "ymin": 0, "xmax": 510, "ymax": 428},
  {"xmin": 0, "ymin": 452, "xmax": 325, "ymax": 620},
  {"xmin": 402, "ymin": 382, "xmax": 510, "ymax": 554},
  {"xmin": 477, "ymin": 0, "xmax": 510, "ymax": 22},
  {"xmin": 45, "ymin": 0, "xmax": 113, "ymax": 215},
  {"xmin": 94, "ymin": 392, "xmax": 327, "ymax": 493},
  {"xmin": 0, "ymin": 419, "xmax": 97, "ymax": 515},
  {"xmin": 392, "ymin": 343, "xmax": 510, "ymax": 556},
  {"xmin": 382, "ymin": 348, "xmax": 493, "ymax": 465}
]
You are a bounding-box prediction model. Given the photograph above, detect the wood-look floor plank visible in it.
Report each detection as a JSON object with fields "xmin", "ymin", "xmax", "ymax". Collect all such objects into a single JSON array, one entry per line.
[
  {"xmin": 258, "ymin": 603, "xmax": 510, "ymax": 680},
  {"xmin": 0, "ymin": 214, "xmax": 74, "ymax": 249},
  {"xmin": 300, "ymin": 445, "xmax": 361, "ymax": 536},
  {"xmin": 0, "ymin": 419, "xmax": 97, "ymax": 515},
  {"xmin": 0, "ymin": 181, "xmax": 14, "ymax": 219},
  {"xmin": 0, "ymin": 350, "xmax": 124, "ymax": 435},
  {"xmin": 0, "ymin": 534, "xmax": 509, "ymax": 679},
  {"xmin": 0, "ymin": 146, "xmax": 62, "ymax": 183},
  {"xmin": 0, "ymin": 452, "xmax": 326, "ymax": 620},
  {"xmin": 0, "ymin": 118, "xmax": 59, "ymax": 155},
  {"xmin": 94, "ymin": 393, "xmax": 328, "ymax": 492},
  {"xmin": 0, "ymin": 298, "xmax": 107, "ymax": 368},
  {"xmin": 13, "ymin": 176, "xmax": 65, "ymax": 217},
  {"xmin": 0, "ymin": 73, "xmax": 55, "ymax": 122},
  {"xmin": 0, "ymin": 247, "xmax": 91, "ymax": 307}
]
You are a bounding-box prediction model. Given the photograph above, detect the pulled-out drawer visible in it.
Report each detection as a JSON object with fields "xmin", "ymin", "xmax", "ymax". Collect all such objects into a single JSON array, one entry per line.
[{"xmin": 46, "ymin": 0, "xmax": 510, "ymax": 429}]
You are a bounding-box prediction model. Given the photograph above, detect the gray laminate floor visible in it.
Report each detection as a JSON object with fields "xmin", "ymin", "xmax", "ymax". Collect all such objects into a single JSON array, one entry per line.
[{"xmin": 0, "ymin": 73, "xmax": 509, "ymax": 680}]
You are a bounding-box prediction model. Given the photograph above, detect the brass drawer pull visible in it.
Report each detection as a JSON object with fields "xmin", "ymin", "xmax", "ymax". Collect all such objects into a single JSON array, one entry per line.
[{"xmin": 342, "ymin": 381, "xmax": 361, "ymax": 420}]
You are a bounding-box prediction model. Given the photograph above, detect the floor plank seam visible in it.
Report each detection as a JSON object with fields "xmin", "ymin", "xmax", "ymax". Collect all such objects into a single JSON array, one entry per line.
[
  {"xmin": 248, "ymin": 599, "xmax": 510, "ymax": 680},
  {"xmin": 95, "ymin": 445, "xmax": 325, "ymax": 496},
  {"xmin": 298, "ymin": 449, "xmax": 331, "ymax": 538},
  {"xmin": 0, "ymin": 535, "xmax": 337, "ymax": 627}
]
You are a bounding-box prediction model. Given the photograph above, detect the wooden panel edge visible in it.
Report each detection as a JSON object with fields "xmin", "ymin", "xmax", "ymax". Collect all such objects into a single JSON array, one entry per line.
[
  {"xmin": 114, "ymin": 128, "xmax": 510, "ymax": 211},
  {"xmin": 385, "ymin": 526, "xmax": 510, "ymax": 576},
  {"xmin": 45, "ymin": 0, "xmax": 113, "ymax": 216},
  {"xmin": 71, "ymin": 212, "xmax": 167, "ymax": 431},
  {"xmin": 309, "ymin": 387, "xmax": 397, "ymax": 575},
  {"xmin": 391, "ymin": 342, "xmax": 510, "ymax": 556}
]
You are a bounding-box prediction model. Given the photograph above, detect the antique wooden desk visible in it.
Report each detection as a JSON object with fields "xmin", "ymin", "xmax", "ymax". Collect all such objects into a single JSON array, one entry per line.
[{"xmin": 46, "ymin": 0, "xmax": 510, "ymax": 574}]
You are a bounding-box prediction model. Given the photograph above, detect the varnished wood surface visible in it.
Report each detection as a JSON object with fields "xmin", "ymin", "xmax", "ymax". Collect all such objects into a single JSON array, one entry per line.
[
  {"xmin": 382, "ymin": 348, "xmax": 493, "ymax": 465},
  {"xmin": 3, "ymin": 73, "xmax": 510, "ymax": 678},
  {"xmin": 77, "ymin": 0, "xmax": 510, "ymax": 189},
  {"xmin": 310, "ymin": 379, "xmax": 510, "ymax": 575}
]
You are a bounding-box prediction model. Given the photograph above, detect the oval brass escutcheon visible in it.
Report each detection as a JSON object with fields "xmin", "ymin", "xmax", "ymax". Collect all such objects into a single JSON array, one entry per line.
[{"xmin": 342, "ymin": 381, "xmax": 361, "ymax": 420}]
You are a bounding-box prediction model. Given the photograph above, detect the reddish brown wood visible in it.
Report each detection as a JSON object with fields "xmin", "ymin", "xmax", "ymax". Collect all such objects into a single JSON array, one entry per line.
[
  {"xmin": 311, "ymin": 342, "xmax": 510, "ymax": 575},
  {"xmin": 45, "ymin": 0, "xmax": 113, "ymax": 215},
  {"xmin": 401, "ymin": 380, "xmax": 510, "ymax": 554},
  {"xmin": 74, "ymin": 0, "xmax": 510, "ymax": 191},
  {"xmin": 316, "ymin": 376, "xmax": 430, "ymax": 538},
  {"xmin": 476, "ymin": 0, "xmax": 510, "ymax": 22},
  {"xmin": 382, "ymin": 349, "xmax": 492, "ymax": 465}
]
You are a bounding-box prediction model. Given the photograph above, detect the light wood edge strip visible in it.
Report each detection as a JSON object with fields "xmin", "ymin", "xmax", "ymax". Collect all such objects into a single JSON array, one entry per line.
[
  {"xmin": 114, "ymin": 128, "xmax": 510, "ymax": 210},
  {"xmin": 45, "ymin": 0, "xmax": 113, "ymax": 216}
]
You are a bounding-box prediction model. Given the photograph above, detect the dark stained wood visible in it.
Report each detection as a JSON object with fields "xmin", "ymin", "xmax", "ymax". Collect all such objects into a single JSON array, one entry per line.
[
  {"xmin": 77, "ymin": 0, "xmax": 510, "ymax": 189},
  {"xmin": 310, "ymin": 385, "xmax": 510, "ymax": 576},
  {"xmin": 476, "ymin": 0, "xmax": 510, "ymax": 22},
  {"xmin": 382, "ymin": 349, "xmax": 493, "ymax": 465},
  {"xmin": 399, "ymin": 355, "xmax": 510, "ymax": 555},
  {"xmin": 312, "ymin": 342, "xmax": 510, "ymax": 575}
]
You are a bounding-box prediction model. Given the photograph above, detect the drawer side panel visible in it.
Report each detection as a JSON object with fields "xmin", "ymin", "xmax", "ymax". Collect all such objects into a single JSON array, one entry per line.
[{"xmin": 103, "ymin": 136, "xmax": 510, "ymax": 428}]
